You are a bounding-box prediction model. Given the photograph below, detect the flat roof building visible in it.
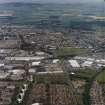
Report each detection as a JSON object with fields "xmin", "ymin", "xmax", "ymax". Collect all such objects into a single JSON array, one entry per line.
[
  {"xmin": 68, "ymin": 60, "xmax": 80, "ymax": 68},
  {"xmin": 52, "ymin": 59, "xmax": 59, "ymax": 64},
  {"xmin": 32, "ymin": 61, "xmax": 41, "ymax": 66},
  {"xmin": 32, "ymin": 103, "xmax": 40, "ymax": 105},
  {"xmin": 5, "ymin": 56, "xmax": 44, "ymax": 61},
  {"xmin": 82, "ymin": 61, "xmax": 93, "ymax": 67}
]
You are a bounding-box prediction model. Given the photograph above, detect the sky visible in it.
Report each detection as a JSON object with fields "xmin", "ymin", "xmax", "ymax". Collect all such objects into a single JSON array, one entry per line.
[{"xmin": 0, "ymin": 0, "xmax": 104, "ymax": 3}]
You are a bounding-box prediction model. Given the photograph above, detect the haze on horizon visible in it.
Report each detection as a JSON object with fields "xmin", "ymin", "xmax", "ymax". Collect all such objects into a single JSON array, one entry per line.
[{"xmin": 0, "ymin": 0, "xmax": 104, "ymax": 4}]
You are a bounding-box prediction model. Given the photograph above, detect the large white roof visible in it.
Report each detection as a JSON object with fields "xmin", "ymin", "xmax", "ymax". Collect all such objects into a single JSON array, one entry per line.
[
  {"xmin": 29, "ymin": 68, "xmax": 36, "ymax": 73},
  {"xmin": 37, "ymin": 71, "xmax": 63, "ymax": 75},
  {"xmin": 36, "ymin": 51, "xmax": 45, "ymax": 55},
  {"xmin": 32, "ymin": 103, "xmax": 40, "ymax": 105},
  {"xmin": 8, "ymin": 69, "xmax": 25, "ymax": 75},
  {"xmin": 96, "ymin": 59, "xmax": 105, "ymax": 64},
  {"xmin": 53, "ymin": 59, "xmax": 59, "ymax": 63},
  {"xmin": 69, "ymin": 60, "xmax": 80, "ymax": 68},
  {"xmin": 0, "ymin": 63, "xmax": 4, "ymax": 67},
  {"xmin": 32, "ymin": 61, "xmax": 40, "ymax": 66},
  {"xmin": 0, "ymin": 72, "xmax": 10, "ymax": 79},
  {"xmin": 82, "ymin": 61, "xmax": 93, "ymax": 67},
  {"xmin": 74, "ymin": 56, "xmax": 94, "ymax": 61},
  {"xmin": 5, "ymin": 56, "xmax": 44, "ymax": 61}
]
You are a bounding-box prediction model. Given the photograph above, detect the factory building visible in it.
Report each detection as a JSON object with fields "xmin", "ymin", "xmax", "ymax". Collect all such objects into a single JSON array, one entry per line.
[
  {"xmin": 68, "ymin": 60, "xmax": 80, "ymax": 68},
  {"xmin": 5, "ymin": 56, "xmax": 45, "ymax": 61},
  {"xmin": 82, "ymin": 61, "xmax": 93, "ymax": 67},
  {"xmin": 32, "ymin": 103, "xmax": 41, "ymax": 105}
]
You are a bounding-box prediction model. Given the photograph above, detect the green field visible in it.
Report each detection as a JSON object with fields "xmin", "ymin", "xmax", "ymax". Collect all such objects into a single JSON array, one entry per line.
[
  {"xmin": 71, "ymin": 69, "xmax": 97, "ymax": 81},
  {"xmin": 96, "ymin": 70, "xmax": 105, "ymax": 83},
  {"xmin": 55, "ymin": 47, "xmax": 89, "ymax": 57}
]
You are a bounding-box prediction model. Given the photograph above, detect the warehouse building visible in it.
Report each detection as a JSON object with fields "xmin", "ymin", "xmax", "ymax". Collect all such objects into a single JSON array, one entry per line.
[{"xmin": 68, "ymin": 60, "xmax": 80, "ymax": 68}]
